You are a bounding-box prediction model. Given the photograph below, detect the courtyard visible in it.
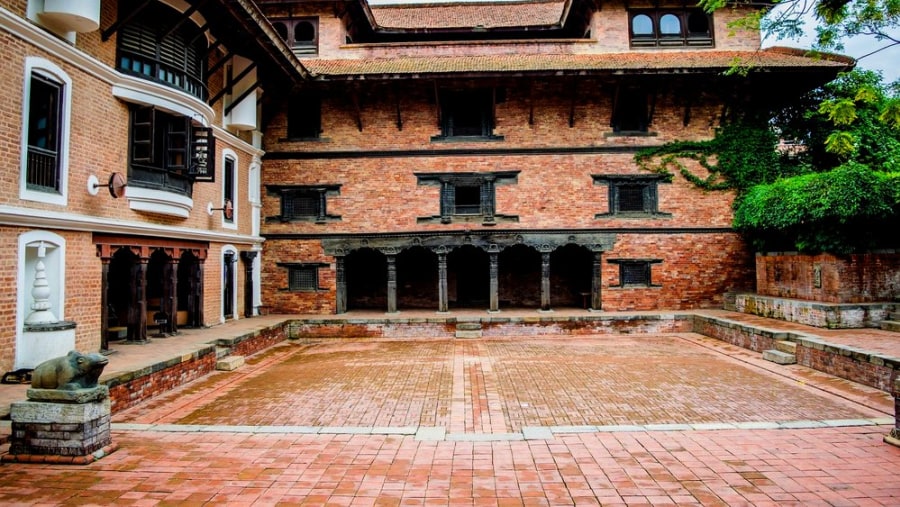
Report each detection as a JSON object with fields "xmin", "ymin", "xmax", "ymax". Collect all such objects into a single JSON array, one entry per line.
[{"xmin": 0, "ymin": 322, "xmax": 897, "ymax": 505}]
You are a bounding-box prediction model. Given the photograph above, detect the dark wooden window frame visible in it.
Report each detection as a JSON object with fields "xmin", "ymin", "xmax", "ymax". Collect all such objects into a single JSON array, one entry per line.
[
  {"xmin": 607, "ymin": 258, "xmax": 663, "ymax": 288},
  {"xmin": 432, "ymin": 88, "xmax": 504, "ymax": 142},
  {"xmin": 25, "ymin": 72, "xmax": 63, "ymax": 193},
  {"xmin": 270, "ymin": 17, "xmax": 319, "ymax": 56},
  {"xmin": 266, "ymin": 185, "xmax": 341, "ymax": 223},
  {"xmin": 129, "ymin": 106, "xmax": 216, "ymax": 197},
  {"xmin": 629, "ymin": 9, "xmax": 714, "ymax": 48},
  {"xmin": 286, "ymin": 93, "xmax": 322, "ymax": 140},
  {"xmin": 593, "ymin": 174, "xmax": 672, "ymax": 218},
  {"xmin": 415, "ymin": 171, "xmax": 519, "ymax": 225},
  {"xmin": 278, "ymin": 263, "xmax": 328, "ymax": 292}
]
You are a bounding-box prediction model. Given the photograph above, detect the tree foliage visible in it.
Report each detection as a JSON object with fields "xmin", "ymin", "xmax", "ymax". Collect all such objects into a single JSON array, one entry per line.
[{"xmin": 636, "ymin": 70, "xmax": 900, "ymax": 253}]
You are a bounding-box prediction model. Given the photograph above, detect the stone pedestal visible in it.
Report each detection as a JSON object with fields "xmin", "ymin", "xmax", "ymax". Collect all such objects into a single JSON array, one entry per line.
[
  {"xmin": 4, "ymin": 386, "xmax": 116, "ymax": 464},
  {"xmin": 886, "ymin": 378, "xmax": 900, "ymax": 448}
]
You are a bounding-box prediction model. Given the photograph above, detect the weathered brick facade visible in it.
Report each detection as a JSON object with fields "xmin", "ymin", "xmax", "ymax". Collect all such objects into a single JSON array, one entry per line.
[
  {"xmin": 0, "ymin": 0, "xmax": 302, "ymax": 373},
  {"xmin": 755, "ymin": 252, "xmax": 900, "ymax": 303},
  {"xmin": 256, "ymin": 0, "xmax": 846, "ymax": 315}
]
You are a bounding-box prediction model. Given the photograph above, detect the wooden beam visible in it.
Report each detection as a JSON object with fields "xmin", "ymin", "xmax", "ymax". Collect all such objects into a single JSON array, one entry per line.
[
  {"xmin": 101, "ymin": 0, "xmax": 153, "ymax": 41},
  {"xmin": 157, "ymin": 0, "xmax": 208, "ymax": 43}
]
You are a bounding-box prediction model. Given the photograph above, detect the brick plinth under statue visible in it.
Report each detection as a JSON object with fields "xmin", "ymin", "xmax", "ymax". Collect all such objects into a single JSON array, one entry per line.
[{"xmin": 3, "ymin": 351, "xmax": 115, "ymax": 464}]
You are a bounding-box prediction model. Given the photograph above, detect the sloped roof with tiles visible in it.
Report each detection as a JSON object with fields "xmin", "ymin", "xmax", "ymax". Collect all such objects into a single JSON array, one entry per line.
[
  {"xmin": 301, "ymin": 47, "xmax": 854, "ymax": 80},
  {"xmin": 369, "ymin": 0, "xmax": 568, "ymax": 30}
]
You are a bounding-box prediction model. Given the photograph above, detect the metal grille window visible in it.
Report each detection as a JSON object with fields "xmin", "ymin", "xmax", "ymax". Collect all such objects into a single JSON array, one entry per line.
[
  {"xmin": 608, "ymin": 259, "xmax": 662, "ymax": 288},
  {"xmin": 284, "ymin": 191, "xmax": 321, "ymax": 219},
  {"xmin": 617, "ymin": 185, "xmax": 646, "ymax": 212},
  {"xmin": 26, "ymin": 72, "xmax": 63, "ymax": 193},
  {"xmin": 593, "ymin": 175, "xmax": 669, "ymax": 217},
  {"xmin": 621, "ymin": 262, "xmax": 651, "ymax": 286},
  {"xmin": 288, "ymin": 266, "xmax": 319, "ymax": 291}
]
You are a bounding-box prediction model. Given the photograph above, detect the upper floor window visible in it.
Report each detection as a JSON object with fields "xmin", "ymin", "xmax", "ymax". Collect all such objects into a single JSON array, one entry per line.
[
  {"xmin": 20, "ymin": 58, "xmax": 71, "ymax": 206},
  {"xmin": 434, "ymin": 88, "xmax": 503, "ymax": 141},
  {"xmin": 629, "ymin": 9, "xmax": 712, "ymax": 48},
  {"xmin": 593, "ymin": 175, "xmax": 671, "ymax": 218},
  {"xmin": 271, "ymin": 18, "xmax": 319, "ymax": 56},
  {"xmin": 26, "ymin": 73, "xmax": 63, "ymax": 194},
  {"xmin": 416, "ymin": 171, "xmax": 519, "ymax": 225},
  {"xmin": 128, "ymin": 106, "xmax": 215, "ymax": 197},
  {"xmin": 117, "ymin": 1, "xmax": 208, "ymax": 100},
  {"xmin": 223, "ymin": 154, "xmax": 236, "ymax": 226},
  {"xmin": 287, "ymin": 94, "xmax": 322, "ymax": 140},
  {"xmin": 266, "ymin": 185, "xmax": 341, "ymax": 223},
  {"xmin": 611, "ymin": 88, "xmax": 649, "ymax": 134}
]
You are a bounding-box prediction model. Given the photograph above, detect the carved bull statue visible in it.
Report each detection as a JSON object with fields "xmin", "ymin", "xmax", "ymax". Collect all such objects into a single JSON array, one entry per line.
[{"xmin": 31, "ymin": 350, "xmax": 109, "ymax": 390}]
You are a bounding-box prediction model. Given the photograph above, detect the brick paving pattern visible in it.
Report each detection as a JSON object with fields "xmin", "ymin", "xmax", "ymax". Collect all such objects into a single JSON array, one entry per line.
[{"xmin": 1, "ymin": 328, "xmax": 898, "ymax": 505}]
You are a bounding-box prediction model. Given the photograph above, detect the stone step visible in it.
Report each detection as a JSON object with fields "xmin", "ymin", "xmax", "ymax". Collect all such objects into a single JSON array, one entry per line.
[
  {"xmin": 880, "ymin": 320, "xmax": 900, "ymax": 332},
  {"xmin": 216, "ymin": 355, "xmax": 245, "ymax": 371},
  {"xmin": 455, "ymin": 330, "xmax": 483, "ymax": 339},
  {"xmin": 456, "ymin": 322, "xmax": 483, "ymax": 331},
  {"xmin": 762, "ymin": 349, "xmax": 797, "ymax": 365},
  {"xmin": 774, "ymin": 340, "xmax": 797, "ymax": 355},
  {"xmin": 887, "ymin": 311, "xmax": 900, "ymax": 321}
]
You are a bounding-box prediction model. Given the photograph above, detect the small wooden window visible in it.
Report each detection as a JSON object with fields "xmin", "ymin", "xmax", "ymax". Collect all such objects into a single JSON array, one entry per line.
[{"xmin": 288, "ymin": 265, "xmax": 319, "ymax": 291}]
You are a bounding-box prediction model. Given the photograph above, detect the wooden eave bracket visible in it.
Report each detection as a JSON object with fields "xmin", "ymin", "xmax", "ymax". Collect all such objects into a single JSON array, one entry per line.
[
  {"xmin": 101, "ymin": 0, "xmax": 153, "ymax": 41},
  {"xmin": 209, "ymin": 61, "xmax": 257, "ymax": 107},
  {"xmin": 157, "ymin": 0, "xmax": 209, "ymax": 43}
]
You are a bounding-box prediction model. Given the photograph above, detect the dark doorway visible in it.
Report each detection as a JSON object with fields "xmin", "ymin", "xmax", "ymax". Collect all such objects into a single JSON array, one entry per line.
[
  {"xmin": 178, "ymin": 251, "xmax": 202, "ymax": 327},
  {"xmin": 448, "ymin": 245, "xmax": 488, "ymax": 308},
  {"xmin": 107, "ymin": 248, "xmax": 137, "ymax": 339},
  {"xmin": 146, "ymin": 249, "xmax": 174, "ymax": 334},
  {"xmin": 499, "ymin": 244, "xmax": 541, "ymax": 308},
  {"xmin": 346, "ymin": 248, "xmax": 387, "ymax": 310},
  {"xmin": 396, "ymin": 246, "xmax": 438, "ymax": 309},
  {"xmin": 550, "ymin": 244, "xmax": 594, "ymax": 308},
  {"xmin": 223, "ymin": 251, "xmax": 235, "ymax": 319}
]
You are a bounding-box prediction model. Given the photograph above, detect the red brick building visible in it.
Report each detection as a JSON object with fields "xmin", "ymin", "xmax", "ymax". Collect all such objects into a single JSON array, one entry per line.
[
  {"xmin": 256, "ymin": 0, "xmax": 851, "ymax": 314},
  {"xmin": 0, "ymin": 0, "xmax": 305, "ymax": 374},
  {"xmin": 0, "ymin": 0, "xmax": 852, "ymax": 375}
]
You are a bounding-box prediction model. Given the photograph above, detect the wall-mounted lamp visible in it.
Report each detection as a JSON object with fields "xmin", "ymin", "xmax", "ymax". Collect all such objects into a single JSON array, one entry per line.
[
  {"xmin": 208, "ymin": 199, "xmax": 234, "ymax": 220},
  {"xmin": 87, "ymin": 172, "xmax": 127, "ymax": 198}
]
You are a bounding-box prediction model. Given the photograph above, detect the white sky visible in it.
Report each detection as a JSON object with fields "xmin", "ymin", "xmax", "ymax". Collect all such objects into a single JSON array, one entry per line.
[{"xmin": 366, "ymin": 0, "xmax": 899, "ymax": 84}]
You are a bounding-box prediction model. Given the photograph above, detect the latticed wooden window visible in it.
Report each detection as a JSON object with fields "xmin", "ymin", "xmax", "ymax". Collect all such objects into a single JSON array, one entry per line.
[
  {"xmin": 283, "ymin": 191, "xmax": 321, "ymax": 219},
  {"xmin": 617, "ymin": 185, "xmax": 646, "ymax": 212},
  {"xmin": 288, "ymin": 266, "xmax": 319, "ymax": 291},
  {"xmin": 620, "ymin": 262, "xmax": 651, "ymax": 286}
]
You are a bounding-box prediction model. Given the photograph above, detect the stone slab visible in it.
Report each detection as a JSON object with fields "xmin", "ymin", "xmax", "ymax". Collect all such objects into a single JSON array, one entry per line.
[
  {"xmin": 455, "ymin": 331, "xmax": 482, "ymax": 339},
  {"xmin": 216, "ymin": 355, "xmax": 244, "ymax": 371},
  {"xmin": 26, "ymin": 386, "xmax": 109, "ymax": 403},
  {"xmin": 762, "ymin": 349, "xmax": 797, "ymax": 365},
  {"xmin": 11, "ymin": 397, "xmax": 111, "ymax": 423}
]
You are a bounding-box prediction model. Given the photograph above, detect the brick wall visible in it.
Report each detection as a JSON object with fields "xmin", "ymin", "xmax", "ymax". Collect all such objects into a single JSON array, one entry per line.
[{"xmin": 756, "ymin": 252, "xmax": 900, "ymax": 303}]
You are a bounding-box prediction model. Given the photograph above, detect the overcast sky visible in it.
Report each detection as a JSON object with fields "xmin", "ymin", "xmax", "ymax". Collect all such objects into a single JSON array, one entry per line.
[{"xmin": 367, "ymin": 0, "xmax": 899, "ymax": 84}]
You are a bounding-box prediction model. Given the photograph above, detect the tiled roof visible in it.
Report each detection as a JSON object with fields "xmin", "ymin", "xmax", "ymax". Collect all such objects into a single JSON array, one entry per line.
[
  {"xmin": 370, "ymin": 0, "xmax": 566, "ymax": 30},
  {"xmin": 302, "ymin": 47, "xmax": 853, "ymax": 79}
]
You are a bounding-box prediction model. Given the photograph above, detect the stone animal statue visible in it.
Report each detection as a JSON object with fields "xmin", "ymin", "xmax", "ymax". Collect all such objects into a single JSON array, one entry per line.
[{"xmin": 31, "ymin": 350, "xmax": 109, "ymax": 390}]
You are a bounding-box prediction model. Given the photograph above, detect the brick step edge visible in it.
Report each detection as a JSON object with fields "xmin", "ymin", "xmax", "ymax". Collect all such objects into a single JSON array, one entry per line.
[
  {"xmin": 1, "ymin": 443, "xmax": 119, "ymax": 465},
  {"xmin": 762, "ymin": 349, "xmax": 797, "ymax": 365},
  {"xmin": 880, "ymin": 321, "xmax": 900, "ymax": 332}
]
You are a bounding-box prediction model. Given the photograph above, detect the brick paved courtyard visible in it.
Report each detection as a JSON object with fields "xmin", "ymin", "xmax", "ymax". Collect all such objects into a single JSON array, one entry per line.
[{"xmin": 1, "ymin": 332, "xmax": 898, "ymax": 505}]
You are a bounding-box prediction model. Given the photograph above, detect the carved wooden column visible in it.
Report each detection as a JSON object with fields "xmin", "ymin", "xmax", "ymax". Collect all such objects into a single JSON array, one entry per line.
[
  {"xmin": 195, "ymin": 255, "xmax": 206, "ymax": 327},
  {"xmin": 540, "ymin": 251, "xmax": 551, "ymax": 311},
  {"xmin": 99, "ymin": 253, "xmax": 111, "ymax": 352},
  {"xmin": 128, "ymin": 248, "xmax": 150, "ymax": 343},
  {"xmin": 482, "ymin": 176, "xmax": 496, "ymax": 225},
  {"xmin": 335, "ymin": 255, "xmax": 347, "ymax": 314},
  {"xmin": 241, "ymin": 251, "xmax": 257, "ymax": 318},
  {"xmin": 489, "ymin": 251, "xmax": 499, "ymax": 312},
  {"xmin": 439, "ymin": 178, "xmax": 453, "ymax": 224},
  {"xmin": 436, "ymin": 248, "xmax": 448, "ymax": 313},
  {"xmin": 591, "ymin": 250, "xmax": 602, "ymax": 311},
  {"xmin": 164, "ymin": 253, "xmax": 179, "ymax": 335},
  {"xmin": 386, "ymin": 253, "xmax": 398, "ymax": 313}
]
